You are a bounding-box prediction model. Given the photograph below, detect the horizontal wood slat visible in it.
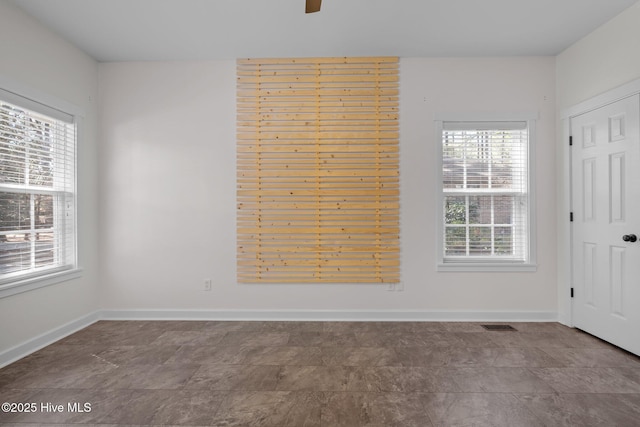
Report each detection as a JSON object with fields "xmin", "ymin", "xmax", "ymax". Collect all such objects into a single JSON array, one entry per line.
[{"xmin": 237, "ymin": 57, "xmax": 399, "ymax": 283}]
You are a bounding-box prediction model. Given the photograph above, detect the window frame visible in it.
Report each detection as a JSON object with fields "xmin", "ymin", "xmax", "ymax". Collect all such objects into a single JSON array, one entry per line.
[
  {"xmin": 435, "ymin": 114, "xmax": 537, "ymax": 272},
  {"xmin": 0, "ymin": 84, "xmax": 82, "ymax": 298}
]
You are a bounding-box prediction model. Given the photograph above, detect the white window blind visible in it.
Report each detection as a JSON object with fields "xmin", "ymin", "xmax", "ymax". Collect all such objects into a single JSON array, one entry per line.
[
  {"xmin": 0, "ymin": 90, "xmax": 77, "ymax": 285},
  {"xmin": 441, "ymin": 121, "xmax": 530, "ymax": 264}
]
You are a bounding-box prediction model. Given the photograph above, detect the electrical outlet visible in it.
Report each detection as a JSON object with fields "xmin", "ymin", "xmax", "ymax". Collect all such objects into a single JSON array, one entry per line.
[
  {"xmin": 204, "ymin": 279, "xmax": 212, "ymax": 291},
  {"xmin": 387, "ymin": 283, "xmax": 395, "ymax": 291},
  {"xmin": 396, "ymin": 281, "xmax": 404, "ymax": 292}
]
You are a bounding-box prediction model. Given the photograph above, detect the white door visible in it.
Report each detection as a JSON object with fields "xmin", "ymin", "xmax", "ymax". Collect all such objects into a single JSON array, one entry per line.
[{"xmin": 571, "ymin": 94, "xmax": 640, "ymax": 356}]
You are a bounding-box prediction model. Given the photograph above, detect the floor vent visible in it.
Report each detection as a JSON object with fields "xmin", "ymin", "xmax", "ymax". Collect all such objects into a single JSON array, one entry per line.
[{"xmin": 481, "ymin": 324, "xmax": 517, "ymax": 331}]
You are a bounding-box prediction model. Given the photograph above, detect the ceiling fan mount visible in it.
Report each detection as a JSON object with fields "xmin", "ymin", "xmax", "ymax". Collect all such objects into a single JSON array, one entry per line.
[{"xmin": 306, "ymin": 0, "xmax": 321, "ymax": 13}]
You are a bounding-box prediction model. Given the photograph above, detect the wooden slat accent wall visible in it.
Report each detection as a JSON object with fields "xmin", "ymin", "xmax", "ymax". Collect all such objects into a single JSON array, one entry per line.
[{"xmin": 237, "ymin": 57, "xmax": 399, "ymax": 283}]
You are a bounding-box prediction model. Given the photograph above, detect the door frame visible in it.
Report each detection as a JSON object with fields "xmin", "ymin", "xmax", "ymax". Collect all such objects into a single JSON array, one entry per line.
[{"xmin": 561, "ymin": 78, "xmax": 640, "ymax": 327}]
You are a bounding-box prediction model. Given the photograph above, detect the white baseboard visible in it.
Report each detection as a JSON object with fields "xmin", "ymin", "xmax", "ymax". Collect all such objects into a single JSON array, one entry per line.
[
  {"xmin": 0, "ymin": 310, "xmax": 100, "ymax": 368},
  {"xmin": 100, "ymin": 309, "xmax": 558, "ymax": 322},
  {"xmin": 1, "ymin": 309, "xmax": 558, "ymax": 367}
]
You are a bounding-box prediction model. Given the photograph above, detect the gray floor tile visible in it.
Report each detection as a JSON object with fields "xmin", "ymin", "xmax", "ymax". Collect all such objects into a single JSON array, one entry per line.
[
  {"xmin": 240, "ymin": 345, "xmax": 324, "ymax": 365},
  {"xmin": 149, "ymin": 330, "xmax": 226, "ymax": 346},
  {"xmin": 490, "ymin": 347, "xmax": 564, "ymax": 367},
  {"xmin": 149, "ymin": 389, "xmax": 227, "ymax": 425},
  {"xmin": 321, "ymin": 347, "xmax": 400, "ymax": 366},
  {"xmin": 1, "ymin": 357, "xmax": 118, "ymax": 389},
  {"xmin": 210, "ymin": 391, "xmax": 322, "ymax": 427},
  {"xmin": 217, "ymin": 331, "xmax": 289, "ymax": 346},
  {"xmin": 93, "ymin": 344, "xmax": 181, "ymax": 366},
  {"xmin": 185, "ymin": 364, "xmax": 280, "ymax": 391},
  {"xmin": 322, "ymin": 391, "xmax": 434, "ymax": 427},
  {"xmin": 411, "ymin": 346, "xmax": 563, "ymax": 368},
  {"xmin": 275, "ymin": 365, "xmax": 353, "ymax": 391},
  {"xmin": 486, "ymin": 332, "xmax": 569, "ymax": 348},
  {"xmin": 165, "ymin": 344, "xmax": 252, "ymax": 365},
  {"xmin": 394, "ymin": 345, "xmax": 453, "ymax": 367},
  {"xmin": 530, "ymin": 367, "xmax": 640, "ymax": 393},
  {"xmin": 539, "ymin": 346, "xmax": 640, "ymax": 367},
  {"xmin": 440, "ymin": 322, "xmax": 489, "ymax": 332},
  {"xmin": 287, "ymin": 331, "xmax": 358, "ymax": 347},
  {"xmin": 516, "ymin": 393, "xmax": 640, "ymax": 427},
  {"xmin": 201, "ymin": 320, "xmax": 265, "ymax": 333},
  {"xmin": 96, "ymin": 363, "xmax": 200, "ymax": 390},
  {"xmin": 345, "ymin": 366, "xmax": 461, "ymax": 392},
  {"xmin": 2, "ymin": 320, "xmax": 639, "ymax": 427},
  {"xmin": 446, "ymin": 367, "xmax": 557, "ymax": 393},
  {"xmin": 422, "ymin": 392, "xmax": 544, "ymax": 427},
  {"xmin": 258, "ymin": 320, "xmax": 325, "ymax": 333}
]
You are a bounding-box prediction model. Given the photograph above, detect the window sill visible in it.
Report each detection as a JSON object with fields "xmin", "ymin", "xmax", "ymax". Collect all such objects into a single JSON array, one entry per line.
[
  {"xmin": 437, "ymin": 262, "xmax": 537, "ymax": 272},
  {"xmin": 0, "ymin": 268, "xmax": 83, "ymax": 298}
]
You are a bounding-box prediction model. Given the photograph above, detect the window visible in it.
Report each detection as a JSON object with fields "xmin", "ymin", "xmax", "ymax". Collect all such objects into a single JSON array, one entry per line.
[
  {"xmin": 236, "ymin": 57, "xmax": 399, "ymax": 283},
  {"xmin": 0, "ymin": 88, "xmax": 77, "ymax": 290},
  {"xmin": 437, "ymin": 119, "xmax": 536, "ymax": 271}
]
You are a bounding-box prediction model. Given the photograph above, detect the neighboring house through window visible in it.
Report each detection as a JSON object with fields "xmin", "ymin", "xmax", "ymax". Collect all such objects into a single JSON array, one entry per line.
[
  {"xmin": 436, "ymin": 117, "xmax": 536, "ymax": 271},
  {"xmin": 0, "ymin": 88, "xmax": 78, "ymax": 295}
]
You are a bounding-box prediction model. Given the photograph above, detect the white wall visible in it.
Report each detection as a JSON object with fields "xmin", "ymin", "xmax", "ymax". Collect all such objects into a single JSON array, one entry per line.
[
  {"xmin": 0, "ymin": 1, "xmax": 99, "ymax": 352},
  {"xmin": 556, "ymin": 1, "xmax": 640, "ymax": 110},
  {"xmin": 555, "ymin": 1, "xmax": 640, "ymax": 324},
  {"xmin": 99, "ymin": 57, "xmax": 557, "ymax": 318}
]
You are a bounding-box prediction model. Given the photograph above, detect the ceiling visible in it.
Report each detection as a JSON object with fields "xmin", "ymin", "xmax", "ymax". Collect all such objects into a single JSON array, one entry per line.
[{"xmin": 9, "ymin": 0, "xmax": 640, "ymax": 62}]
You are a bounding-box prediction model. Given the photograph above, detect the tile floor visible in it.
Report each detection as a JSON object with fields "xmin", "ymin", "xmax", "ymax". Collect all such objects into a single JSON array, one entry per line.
[{"xmin": 1, "ymin": 320, "xmax": 640, "ymax": 426}]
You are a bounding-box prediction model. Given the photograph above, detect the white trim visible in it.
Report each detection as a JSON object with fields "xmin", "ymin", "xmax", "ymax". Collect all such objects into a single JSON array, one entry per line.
[
  {"xmin": 0, "ymin": 87, "xmax": 73, "ymax": 123},
  {"xmin": 0, "ymin": 310, "xmax": 99, "ymax": 368},
  {"xmin": 527, "ymin": 119, "xmax": 538, "ymax": 266},
  {"xmin": 0, "ymin": 79, "xmax": 81, "ymax": 295},
  {"xmin": 100, "ymin": 309, "xmax": 557, "ymax": 322},
  {"xmin": 0, "ymin": 268, "xmax": 83, "ymax": 298},
  {"xmin": 562, "ymin": 77, "xmax": 640, "ymax": 328},
  {"xmin": 559, "ymin": 118, "xmax": 573, "ymax": 326},
  {"xmin": 434, "ymin": 117, "xmax": 537, "ymax": 271},
  {"xmin": 437, "ymin": 263, "xmax": 537, "ymax": 272},
  {"xmin": 562, "ymin": 78, "xmax": 640, "ymax": 119},
  {"xmin": 0, "ymin": 74, "xmax": 85, "ymax": 118},
  {"xmin": 435, "ymin": 111, "xmax": 539, "ymax": 122}
]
